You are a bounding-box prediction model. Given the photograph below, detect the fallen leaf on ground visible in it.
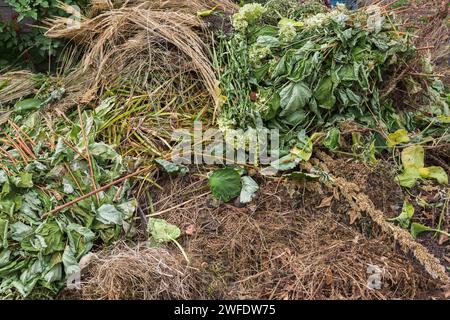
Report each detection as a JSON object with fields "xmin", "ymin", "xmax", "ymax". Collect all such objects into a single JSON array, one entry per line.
[{"xmin": 317, "ymin": 196, "xmax": 333, "ymax": 209}]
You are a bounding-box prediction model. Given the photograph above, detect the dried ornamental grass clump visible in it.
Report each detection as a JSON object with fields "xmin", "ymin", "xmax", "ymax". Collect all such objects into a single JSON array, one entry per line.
[{"xmin": 45, "ymin": 0, "xmax": 238, "ymax": 105}]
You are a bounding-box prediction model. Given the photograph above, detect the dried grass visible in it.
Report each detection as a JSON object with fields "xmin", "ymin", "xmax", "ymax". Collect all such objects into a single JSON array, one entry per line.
[
  {"xmin": 80, "ymin": 242, "xmax": 204, "ymax": 300},
  {"xmin": 0, "ymin": 70, "xmax": 36, "ymax": 105},
  {"xmin": 45, "ymin": 0, "xmax": 237, "ymax": 107},
  {"xmin": 103, "ymin": 170, "xmax": 442, "ymax": 300}
]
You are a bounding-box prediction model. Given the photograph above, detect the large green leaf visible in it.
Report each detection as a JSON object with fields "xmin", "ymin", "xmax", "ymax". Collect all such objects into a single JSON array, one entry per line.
[
  {"xmin": 279, "ymin": 82, "xmax": 312, "ymax": 116},
  {"xmin": 66, "ymin": 223, "xmax": 95, "ymax": 258},
  {"xmin": 208, "ymin": 168, "xmax": 242, "ymax": 202},
  {"xmin": 314, "ymin": 76, "xmax": 336, "ymax": 109},
  {"xmin": 396, "ymin": 167, "xmax": 421, "ymax": 188},
  {"xmin": 96, "ymin": 204, "xmax": 123, "ymax": 225}
]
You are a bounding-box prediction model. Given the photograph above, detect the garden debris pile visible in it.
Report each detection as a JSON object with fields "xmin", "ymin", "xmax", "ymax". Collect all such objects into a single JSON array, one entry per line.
[
  {"xmin": 0, "ymin": 0, "xmax": 449, "ymax": 300},
  {"xmin": 216, "ymin": 1, "xmax": 448, "ymax": 135},
  {"xmin": 0, "ymin": 98, "xmax": 137, "ymax": 298},
  {"xmin": 74, "ymin": 172, "xmax": 443, "ymax": 300}
]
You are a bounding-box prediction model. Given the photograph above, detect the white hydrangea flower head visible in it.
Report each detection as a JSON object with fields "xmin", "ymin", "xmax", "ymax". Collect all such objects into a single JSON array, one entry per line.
[{"xmin": 232, "ymin": 3, "xmax": 267, "ymax": 32}]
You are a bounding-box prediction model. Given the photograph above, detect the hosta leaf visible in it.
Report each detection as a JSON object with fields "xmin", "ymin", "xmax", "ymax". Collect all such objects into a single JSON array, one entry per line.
[{"xmin": 208, "ymin": 168, "xmax": 242, "ymax": 202}]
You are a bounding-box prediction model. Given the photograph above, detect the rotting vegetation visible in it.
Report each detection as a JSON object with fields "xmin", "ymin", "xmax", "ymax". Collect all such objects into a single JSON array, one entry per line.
[{"xmin": 0, "ymin": 0, "xmax": 449, "ymax": 300}]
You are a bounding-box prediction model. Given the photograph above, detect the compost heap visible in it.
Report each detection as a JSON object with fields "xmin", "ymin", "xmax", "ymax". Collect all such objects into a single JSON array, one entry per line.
[{"xmin": 0, "ymin": 0, "xmax": 449, "ymax": 299}]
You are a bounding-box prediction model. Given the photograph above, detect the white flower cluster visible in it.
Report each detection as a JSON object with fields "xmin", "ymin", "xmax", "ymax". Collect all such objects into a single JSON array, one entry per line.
[
  {"xmin": 232, "ymin": 3, "xmax": 267, "ymax": 32},
  {"xmin": 248, "ymin": 45, "xmax": 272, "ymax": 68},
  {"xmin": 278, "ymin": 21, "xmax": 297, "ymax": 43},
  {"xmin": 254, "ymin": 94, "xmax": 269, "ymax": 114},
  {"xmin": 302, "ymin": 5, "xmax": 349, "ymax": 29},
  {"xmin": 303, "ymin": 13, "xmax": 328, "ymax": 28},
  {"xmin": 217, "ymin": 116, "xmax": 237, "ymax": 131}
]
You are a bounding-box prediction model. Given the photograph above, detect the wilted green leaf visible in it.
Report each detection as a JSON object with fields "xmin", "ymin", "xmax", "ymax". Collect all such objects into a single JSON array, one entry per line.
[
  {"xmin": 419, "ymin": 166, "xmax": 448, "ymax": 185},
  {"xmin": 323, "ymin": 128, "xmax": 341, "ymax": 151},
  {"xmin": 96, "ymin": 204, "xmax": 123, "ymax": 225},
  {"xmin": 11, "ymin": 172, "xmax": 33, "ymax": 188},
  {"xmin": 401, "ymin": 145, "xmax": 424, "ymax": 169},
  {"xmin": 89, "ymin": 142, "xmax": 119, "ymax": 161},
  {"xmin": 387, "ymin": 200, "xmax": 414, "ymax": 229},
  {"xmin": 66, "ymin": 223, "xmax": 95, "ymax": 258},
  {"xmin": 410, "ymin": 223, "xmax": 433, "ymax": 239},
  {"xmin": 147, "ymin": 218, "xmax": 181, "ymax": 243},
  {"xmin": 155, "ymin": 159, "xmax": 189, "ymax": 174},
  {"xmin": 0, "ymin": 218, "xmax": 8, "ymax": 248},
  {"xmin": 279, "ymin": 82, "xmax": 312, "ymax": 116},
  {"xmin": 396, "ymin": 167, "xmax": 421, "ymax": 188},
  {"xmin": 62, "ymin": 246, "xmax": 80, "ymax": 277},
  {"xmin": 410, "ymin": 222, "xmax": 450, "ymax": 239},
  {"xmin": 314, "ymin": 77, "xmax": 336, "ymax": 109},
  {"xmin": 14, "ymin": 99, "xmax": 42, "ymax": 113},
  {"xmin": 291, "ymin": 131, "xmax": 313, "ymax": 161}
]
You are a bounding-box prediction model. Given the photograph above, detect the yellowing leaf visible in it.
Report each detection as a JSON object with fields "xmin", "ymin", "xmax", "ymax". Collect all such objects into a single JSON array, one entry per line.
[
  {"xmin": 197, "ymin": 6, "xmax": 217, "ymax": 17},
  {"xmin": 436, "ymin": 115, "xmax": 450, "ymax": 123},
  {"xmin": 418, "ymin": 167, "xmax": 447, "ymax": 184},
  {"xmin": 426, "ymin": 166, "xmax": 448, "ymax": 184},
  {"xmin": 396, "ymin": 167, "xmax": 421, "ymax": 188},
  {"xmin": 418, "ymin": 167, "xmax": 429, "ymax": 178},
  {"xmin": 387, "ymin": 129, "xmax": 410, "ymax": 147},
  {"xmin": 401, "ymin": 145, "xmax": 424, "ymax": 169}
]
